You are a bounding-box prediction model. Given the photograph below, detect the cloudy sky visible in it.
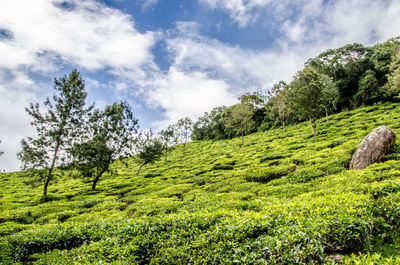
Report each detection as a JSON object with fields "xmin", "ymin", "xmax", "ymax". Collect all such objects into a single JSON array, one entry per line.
[{"xmin": 1, "ymin": 0, "xmax": 400, "ymax": 171}]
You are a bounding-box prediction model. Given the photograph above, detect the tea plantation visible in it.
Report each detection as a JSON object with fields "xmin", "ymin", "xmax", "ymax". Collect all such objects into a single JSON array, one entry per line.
[{"xmin": 3, "ymin": 103, "xmax": 400, "ymax": 264}]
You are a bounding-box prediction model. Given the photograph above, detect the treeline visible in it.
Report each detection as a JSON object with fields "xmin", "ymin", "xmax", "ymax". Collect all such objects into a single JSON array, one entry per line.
[
  {"xmin": 17, "ymin": 70, "xmax": 184, "ymax": 201},
  {"xmin": 16, "ymin": 69, "xmax": 199, "ymax": 201},
  {"xmin": 12, "ymin": 36, "xmax": 400, "ymax": 202},
  {"xmin": 191, "ymin": 37, "xmax": 400, "ymax": 141}
]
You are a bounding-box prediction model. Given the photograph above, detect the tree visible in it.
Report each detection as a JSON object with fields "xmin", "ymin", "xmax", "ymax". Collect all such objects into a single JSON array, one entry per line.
[
  {"xmin": 17, "ymin": 69, "xmax": 90, "ymax": 201},
  {"xmin": 387, "ymin": 49, "xmax": 400, "ymax": 97},
  {"xmin": 355, "ymin": 70, "xmax": 380, "ymax": 106},
  {"xmin": 371, "ymin": 38, "xmax": 400, "ymax": 88},
  {"xmin": 224, "ymin": 103, "xmax": 255, "ymax": 145},
  {"xmin": 306, "ymin": 43, "xmax": 374, "ymax": 110},
  {"xmin": 269, "ymin": 81, "xmax": 291, "ymax": 133},
  {"xmin": 239, "ymin": 92, "xmax": 267, "ymax": 128},
  {"xmin": 71, "ymin": 102, "xmax": 138, "ymax": 190},
  {"xmin": 191, "ymin": 106, "xmax": 230, "ymax": 141},
  {"xmin": 239, "ymin": 92, "xmax": 266, "ymax": 109},
  {"xmin": 320, "ymin": 75, "xmax": 339, "ymax": 122},
  {"xmin": 135, "ymin": 130, "xmax": 163, "ymax": 177},
  {"xmin": 175, "ymin": 117, "xmax": 193, "ymax": 157},
  {"xmin": 288, "ymin": 67, "xmax": 335, "ymax": 138},
  {"xmin": 159, "ymin": 125, "xmax": 176, "ymax": 162}
]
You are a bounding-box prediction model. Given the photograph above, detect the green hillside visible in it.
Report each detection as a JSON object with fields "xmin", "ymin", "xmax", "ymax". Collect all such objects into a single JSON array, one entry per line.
[{"xmin": 2, "ymin": 103, "xmax": 400, "ymax": 264}]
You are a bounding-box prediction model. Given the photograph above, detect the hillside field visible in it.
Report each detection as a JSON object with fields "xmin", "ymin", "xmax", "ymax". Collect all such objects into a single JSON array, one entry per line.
[{"xmin": 3, "ymin": 103, "xmax": 400, "ymax": 264}]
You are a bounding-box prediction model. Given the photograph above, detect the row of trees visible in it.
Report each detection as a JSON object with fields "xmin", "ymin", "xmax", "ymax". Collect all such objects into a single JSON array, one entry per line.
[
  {"xmin": 13, "ymin": 36, "xmax": 400, "ymax": 201},
  {"xmin": 159, "ymin": 117, "xmax": 193, "ymax": 162},
  {"xmin": 191, "ymin": 67, "xmax": 336, "ymax": 142},
  {"xmin": 17, "ymin": 70, "xmax": 199, "ymax": 201},
  {"xmin": 18, "ymin": 70, "xmax": 167, "ymax": 201},
  {"xmin": 192, "ymin": 37, "xmax": 400, "ymax": 141},
  {"xmin": 191, "ymin": 94, "xmax": 266, "ymax": 143}
]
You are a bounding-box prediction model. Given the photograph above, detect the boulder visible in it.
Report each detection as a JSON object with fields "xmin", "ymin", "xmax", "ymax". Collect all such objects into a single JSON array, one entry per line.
[{"xmin": 349, "ymin": 126, "xmax": 396, "ymax": 170}]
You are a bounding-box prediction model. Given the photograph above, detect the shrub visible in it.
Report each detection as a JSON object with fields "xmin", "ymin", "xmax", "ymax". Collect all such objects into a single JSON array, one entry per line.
[
  {"xmin": 143, "ymin": 173, "xmax": 162, "ymax": 178},
  {"xmin": 76, "ymin": 198, "xmax": 101, "ymax": 209},
  {"xmin": 260, "ymin": 155, "xmax": 286, "ymax": 163},
  {"xmin": 288, "ymin": 168, "xmax": 325, "ymax": 183},
  {"xmin": 212, "ymin": 164, "xmax": 234, "ymax": 170},
  {"xmin": 3, "ymin": 224, "xmax": 88, "ymax": 262},
  {"xmin": 245, "ymin": 167, "xmax": 290, "ymax": 183},
  {"xmin": 370, "ymin": 182, "xmax": 400, "ymax": 199}
]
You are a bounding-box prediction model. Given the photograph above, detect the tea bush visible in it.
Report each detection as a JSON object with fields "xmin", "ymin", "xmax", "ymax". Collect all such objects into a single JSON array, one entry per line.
[{"xmin": 2, "ymin": 103, "xmax": 400, "ymax": 263}]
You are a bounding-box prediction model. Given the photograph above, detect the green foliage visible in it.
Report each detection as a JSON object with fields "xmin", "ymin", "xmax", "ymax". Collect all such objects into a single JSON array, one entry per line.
[
  {"xmin": 244, "ymin": 166, "xmax": 290, "ymax": 183},
  {"xmin": 159, "ymin": 125, "xmax": 176, "ymax": 162},
  {"xmin": 175, "ymin": 117, "xmax": 193, "ymax": 157},
  {"xmin": 239, "ymin": 92, "xmax": 266, "ymax": 108},
  {"xmin": 17, "ymin": 69, "xmax": 91, "ymax": 202},
  {"xmin": 190, "ymin": 38, "xmax": 400, "ymax": 143},
  {"xmin": 191, "ymin": 106, "xmax": 230, "ymax": 141},
  {"xmin": 288, "ymin": 168, "xmax": 325, "ymax": 183},
  {"xmin": 71, "ymin": 102, "xmax": 139, "ymax": 190},
  {"xmin": 288, "ymin": 67, "xmax": 336, "ymax": 138},
  {"xmin": 356, "ymin": 69, "xmax": 380, "ymax": 105},
  {"xmin": 268, "ymin": 81, "xmax": 291, "ymax": 132},
  {"xmin": 2, "ymin": 103, "xmax": 400, "ymax": 263},
  {"xmin": 224, "ymin": 103, "xmax": 256, "ymax": 144},
  {"xmin": 387, "ymin": 49, "xmax": 400, "ymax": 97},
  {"xmin": 134, "ymin": 130, "xmax": 163, "ymax": 177}
]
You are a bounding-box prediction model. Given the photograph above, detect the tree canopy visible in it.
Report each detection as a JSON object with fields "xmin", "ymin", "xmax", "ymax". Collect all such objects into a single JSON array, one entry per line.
[
  {"xmin": 159, "ymin": 125, "xmax": 176, "ymax": 162},
  {"xmin": 134, "ymin": 131, "xmax": 163, "ymax": 177},
  {"xmin": 224, "ymin": 103, "xmax": 255, "ymax": 145},
  {"xmin": 17, "ymin": 69, "xmax": 91, "ymax": 201},
  {"xmin": 269, "ymin": 81, "xmax": 291, "ymax": 133},
  {"xmin": 175, "ymin": 117, "xmax": 193, "ymax": 157},
  {"xmin": 71, "ymin": 102, "xmax": 138, "ymax": 190},
  {"xmin": 288, "ymin": 67, "xmax": 336, "ymax": 138}
]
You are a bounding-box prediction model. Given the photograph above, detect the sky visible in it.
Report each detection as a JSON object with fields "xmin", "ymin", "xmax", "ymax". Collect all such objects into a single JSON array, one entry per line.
[{"xmin": 1, "ymin": 0, "xmax": 400, "ymax": 172}]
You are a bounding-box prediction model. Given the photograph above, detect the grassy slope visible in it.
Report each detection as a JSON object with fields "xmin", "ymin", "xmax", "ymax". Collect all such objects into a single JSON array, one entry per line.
[{"xmin": 2, "ymin": 103, "xmax": 400, "ymax": 264}]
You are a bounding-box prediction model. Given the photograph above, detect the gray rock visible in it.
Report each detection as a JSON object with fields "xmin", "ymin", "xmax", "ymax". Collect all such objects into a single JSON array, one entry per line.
[{"xmin": 350, "ymin": 126, "xmax": 396, "ymax": 170}]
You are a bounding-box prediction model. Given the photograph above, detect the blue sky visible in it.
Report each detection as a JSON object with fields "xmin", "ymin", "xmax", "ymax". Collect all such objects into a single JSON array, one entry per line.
[{"xmin": 1, "ymin": 0, "xmax": 400, "ymax": 171}]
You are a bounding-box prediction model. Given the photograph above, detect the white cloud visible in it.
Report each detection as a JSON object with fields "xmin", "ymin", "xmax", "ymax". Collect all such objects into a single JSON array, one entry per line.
[
  {"xmin": 0, "ymin": 70, "xmax": 37, "ymax": 172},
  {"xmin": 148, "ymin": 0, "xmax": 400, "ymax": 128},
  {"xmin": 147, "ymin": 67, "xmax": 237, "ymax": 129},
  {"xmin": 142, "ymin": 0, "xmax": 159, "ymax": 10},
  {"xmin": 142, "ymin": 23, "xmax": 309, "ymax": 129},
  {"xmin": 2, "ymin": 0, "xmax": 400, "ymax": 172},
  {"xmin": 0, "ymin": 0, "xmax": 156, "ymax": 74},
  {"xmin": 200, "ymin": 0, "xmax": 271, "ymax": 27},
  {"xmin": 321, "ymin": 0, "xmax": 400, "ymax": 45},
  {"xmin": 0, "ymin": 0, "xmax": 157, "ymax": 171},
  {"xmin": 165, "ymin": 25, "xmax": 307, "ymax": 92},
  {"xmin": 200, "ymin": 0, "xmax": 400, "ymax": 47}
]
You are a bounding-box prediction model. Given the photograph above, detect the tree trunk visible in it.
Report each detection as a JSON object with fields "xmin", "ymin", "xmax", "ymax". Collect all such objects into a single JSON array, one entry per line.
[
  {"xmin": 43, "ymin": 140, "xmax": 61, "ymax": 202},
  {"xmin": 43, "ymin": 176, "xmax": 51, "ymax": 202},
  {"xmin": 91, "ymin": 171, "xmax": 103, "ymax": 190},
  {"xmin": 136, "ymin": 162, "xmax": 147, "ymax": 177},
  {"xmin": 183, "ymin": 142, "xmax": 186, "ymax": 157},
  {"xmin": 281, "ymin": 116, "xmax": 285, "ymax": 133},
  {"xmin": 241, "ymin": 131, "xmax": 244, "ymax": 145},
  {"xmin": 310, "ymin": 118, "xmax": 317, "ymax": 139},
  {"xmin": 325, "ymin": 109, "xmax": 329, "ymax": 122},
  {"xmin": 164, "ymin": 146, "xmax": 168, "ymax": 162}
]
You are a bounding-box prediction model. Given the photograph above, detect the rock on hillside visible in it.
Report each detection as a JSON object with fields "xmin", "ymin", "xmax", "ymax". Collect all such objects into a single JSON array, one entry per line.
[{"xmin": 350, "ymin": 125, "xmax": 396, "ymax": 170}]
